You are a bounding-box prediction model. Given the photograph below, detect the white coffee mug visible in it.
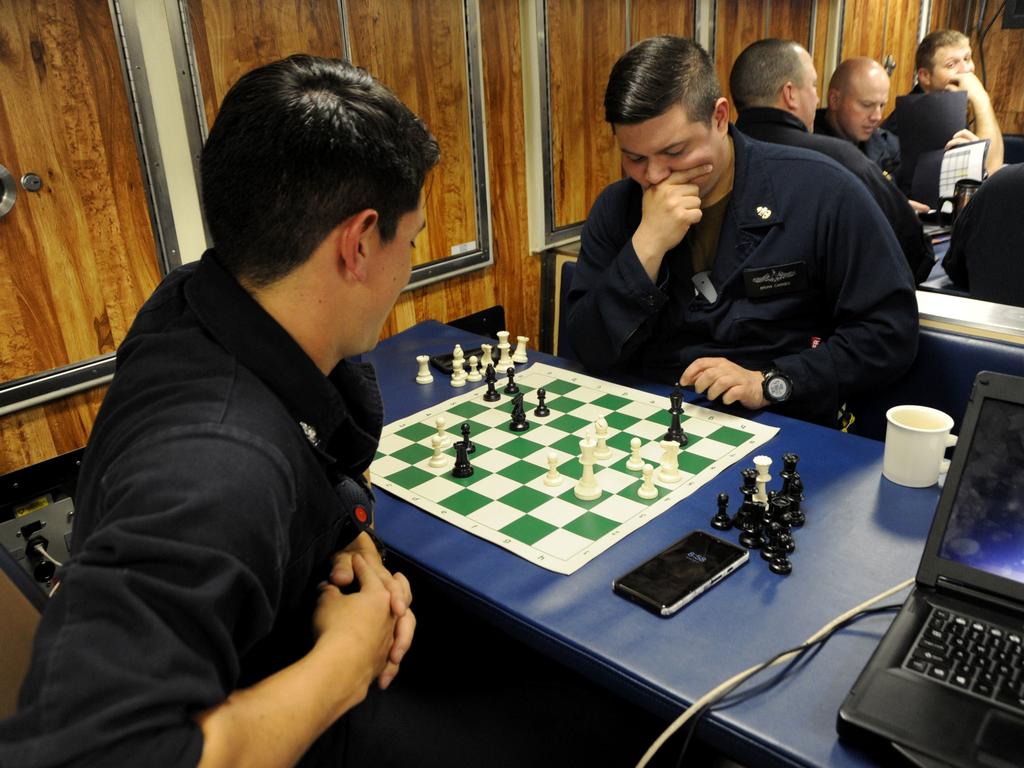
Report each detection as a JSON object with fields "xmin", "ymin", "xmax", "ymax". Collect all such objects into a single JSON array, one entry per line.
[{"xmin": 882, "ymin": 405, "xmax": 958, "ymax": 488}]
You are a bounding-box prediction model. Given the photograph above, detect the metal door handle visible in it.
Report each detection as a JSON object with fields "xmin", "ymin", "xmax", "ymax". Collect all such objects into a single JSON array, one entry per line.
[{"xmin": 0, "ymin": 164, "xmax": 16, "ymax": 220}]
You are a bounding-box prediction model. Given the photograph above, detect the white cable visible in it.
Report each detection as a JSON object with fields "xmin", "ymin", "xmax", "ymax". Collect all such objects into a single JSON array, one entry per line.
[
  {"xmin": 635, "ymin": 577, "xmax": 916, "ymax": 768},
  {"xmin": 34, "ymin": 542, "xmax": 64, "ymax": 568}
]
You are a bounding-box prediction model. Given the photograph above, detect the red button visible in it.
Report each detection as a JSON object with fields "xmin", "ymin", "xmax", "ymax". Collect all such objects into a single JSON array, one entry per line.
[{"xmin": 354, "ymin": 506, "xmax": 368, "ymax": 523}]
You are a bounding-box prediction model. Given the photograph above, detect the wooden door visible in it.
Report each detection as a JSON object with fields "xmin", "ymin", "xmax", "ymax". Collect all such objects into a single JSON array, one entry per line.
[
  {"xmin": 841, "ymin": 0, "xmax": 921, "ymax": 108},
  {"xmin": 0, "ymin": 0, "xmax": 160, "ymax": 474}
]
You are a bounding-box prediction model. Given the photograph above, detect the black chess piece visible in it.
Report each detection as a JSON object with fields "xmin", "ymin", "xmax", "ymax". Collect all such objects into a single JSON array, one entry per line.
[
  {"xmin": 504, "ymin": 366, "xmax": 520, "ymax": 395},
  {"xmin": 533, "ymin": 388, "xmax": 550, "ymax": 417},
  {"xmin": 761, "ymin": 521, "xmax": 781, "ymax": 561},
  {"xmin": 767, "ymin": 495, "xmax": 790, "ymax": 526},
  {"xmin": 711, "ymin": 492, "xmax": 732, "ymax": 530},
  {"xmin": 662, "ymin": 387, "xmax": 688, "ymax": 446},
  {"xmin": 775, "ymin": 514, "xmax": 796, "ymax": 554},
  {"xmin": 786, "ymin": 475, "xmax": 806, "ymax": 527},
  {"xmin": 769, "ymin": 549, "xmax": 793, "ymax": 575},
  {"xmin": 483, "ymin": 364, "xmax": 500, "ymax": 402},
  {"xmin": 737, "ymin": 485, "xmax": 763, "ymax": 548},
  {"xmin": 733, "ymin": 468, "xmax": 759, "ymax": 527},
  {"xmin": 780, "ymin": 452, "xmax": 800, "ymax": 496},
  {"xmin": 452, "ymin": 440, "xmax": 474, "ymax": 478},
  {"xmin": 509, "ymin": 393, "xmax": 530, "ymax": 432},
  {"xmin": 460, "ymin": 422, "xmax": 476, "ymax": 454}
]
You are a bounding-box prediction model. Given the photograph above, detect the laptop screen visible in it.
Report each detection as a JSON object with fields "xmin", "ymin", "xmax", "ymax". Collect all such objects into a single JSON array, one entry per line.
[{"xmin": 937, "ymin": 397, "xmax": 1024, "ymax": 585}]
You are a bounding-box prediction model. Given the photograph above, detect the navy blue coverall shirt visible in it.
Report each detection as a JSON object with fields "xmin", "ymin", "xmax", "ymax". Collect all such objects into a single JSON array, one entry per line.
[
  {"xmin": 0, "ymin": 252, "xmax": 382, "ymax": 766},
  {"xmin": 566, "ymin": 128, "xmax": 919, "ymax": 425}
]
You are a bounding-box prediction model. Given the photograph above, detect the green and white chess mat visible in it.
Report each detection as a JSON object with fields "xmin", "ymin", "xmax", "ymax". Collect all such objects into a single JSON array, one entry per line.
[{"xmin": 371, "ymin": 363, "xmax": 778, "ymax": 574}]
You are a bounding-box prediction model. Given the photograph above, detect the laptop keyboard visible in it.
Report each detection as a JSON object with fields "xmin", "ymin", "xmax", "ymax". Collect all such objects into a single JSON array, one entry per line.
[{"xmin": 903, "ymin": 607, "xmax": 1024, "ymax": 712}]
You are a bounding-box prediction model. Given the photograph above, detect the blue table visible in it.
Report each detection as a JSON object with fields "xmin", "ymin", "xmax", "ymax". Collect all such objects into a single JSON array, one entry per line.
[{"xmin": 364, "ymin": 321, "xmax": 941, "ymax": 767}]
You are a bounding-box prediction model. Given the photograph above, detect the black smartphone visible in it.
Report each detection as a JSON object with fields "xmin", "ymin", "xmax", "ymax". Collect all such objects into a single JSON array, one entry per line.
[
  {"xmin": 429, "ymin": 348, "xmax": 484, "ymax": 375},
  {"xmin": 612, "ymin": 530, "xmax": 748, "ymax": 617}
]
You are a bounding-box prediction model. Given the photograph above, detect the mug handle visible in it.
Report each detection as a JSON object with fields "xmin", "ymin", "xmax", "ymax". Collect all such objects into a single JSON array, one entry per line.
[{"xmin": 939, "ymin": 433, "xmax": 958, "ymax": 474}]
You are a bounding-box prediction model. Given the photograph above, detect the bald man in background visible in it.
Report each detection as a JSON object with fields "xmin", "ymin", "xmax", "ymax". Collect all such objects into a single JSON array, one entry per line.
[
  {"xmin": 814, "ymin": 57, "xmax": 901, "ymax": 179},
  {"xmin": 732, "ymin": 40, "xmax": 933, "ymax": 282}
]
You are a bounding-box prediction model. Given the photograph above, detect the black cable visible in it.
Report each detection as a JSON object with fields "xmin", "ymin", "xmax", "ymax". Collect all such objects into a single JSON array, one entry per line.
[{"xmin": 671, "ymin": 604, "xmax": 902, "ymax": 767}]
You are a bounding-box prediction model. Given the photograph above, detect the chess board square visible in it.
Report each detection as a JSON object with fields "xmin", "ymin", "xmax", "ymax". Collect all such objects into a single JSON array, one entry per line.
[
  {"xmin": 473, "ymin": 428, "xmax": 517, "ymax": 449},
  {"xmin": 462, "ymin": 473, "xmax": 520, "ymax": 497},
  {"xmin": 394, "ymin": 422, "xmax": 436, "ymax": 442},
  {"xmin": 499, "ymin": 514, "xmax": 557, "ymax": 545},
  {"xmin": 439, "ymin": 488, "xmax": 492, "ymax": 516},
  {"xmin": 592, "ymin": 393, "xmax": 631, "ymax": 411},
  {"xmin": 621, "ymin": 477, "xmax": 668, "ymax": 502},
  {"xmin": 607, "ymin": 431, "xmax": 639, "ymax": 452},
  {"xmin": 678, "ymin": 452, "xmax": 715, "ymax": 474},
  {"xmin": 572, "ymin": 403, "xmax": 614, "ymax": 422},
  {"xmin": 448, "ymin": 400, "xmax": 489, "ymax": 419},
  {"xmin": 528, "ymin": 498, "xmax": 588, "ymax": 527},
  {"xmin": 469, "ymin": 503, "xmax": 523, "ymax": 531},
  {"xmin": 604, "ymin": 411, "xmax": 641, "ymax": 431},
  {"xmin": 547, "ymin": 413, "xmax": 590, "ymax": 434},
  {"xmin": 370, "ymin": 455, "xmax": 407, "ymax": 478},
  {"xmin": 472, "ymin": 449, "xmax": 519, "ymax": 473},
  {"xmin": 497, "ymin": 437, "xmax": 544, "ymax": 458},
  {"xmin": 533, "ymin": 528, "xmax": 591, "ymax": 559},
  {"xmin": 473, "ymin": 408, "xmax": 512, "ymax": 428},
  {"xmin": 647, "ymin": 409, "xmax": 672, "ymax": 426},
  {"xmin": 497, "ymin": 460, "xmax": 548, "ymax": 484},
  {"xmin": 557, "ymin": 486, "xmax": 608, "ymax": 509},
  {"xmin": 706, "ymin": 425, "xmax": 754, "ymax": 447},
  {"xmin": 377, "ymin": 433, "xmax": 413, "ymax": 454},
  {"xmin": 625, "ymin": 420, "xmax": 669, "ymax": 441},
  {"xmin": 446, "ymin": 419, "xmax": 488, "ymax": 439},
  {"xmin": 682, "ymin": 416, "xmax": 725, "ymax": 437},
  {"xmin": 390, "ymin": 442, "xmax": 433, "ymax": 465},
  {"xmin": 590, "ymin": 494, "xmax": 647, "ymax": 522},
  {"xmin": 590, "ymin": 466, "xmax": 636, "ymax": 494},
  {"xmin": 563, "ymin": 511, "xmax": 620, "ymax": 541},
  {"xmin": 620, "ymin": 400, "xmax": 663, "ymax": 419},
  {"xmin": 550, "ymin": 434, "xmax": 584, "ymax": 455},
  {"xmin": 540, "ymin": 378, "xmax": 580, "ymax": 395},
  {"xmin": 499, "ymin": 485, "xmax": 551, "ymax": 513},
  {"xmin": 446, "ymin": 465, "xmax": 494, "ymax": 488},
  {"xmin": 519, "ymin": 424, "xmax": 564, "ymax": 446},
  {"xmin": 548, "ymin": 395, "xmax": 586, "ymax": 413},
  {"xmin": 385, "ymin": 465, "xmax": 434, "ymax": 488},
  {"xmin": 409, "ymin": 474, "xmax": 464, "ymax": 501},
  {"xmin": 686, "ymin": 438, "xmax": 735, "ymax": 461},
  {"xmin": 556, "ymin": 456, "xmax": 604, "ymax": 480}
]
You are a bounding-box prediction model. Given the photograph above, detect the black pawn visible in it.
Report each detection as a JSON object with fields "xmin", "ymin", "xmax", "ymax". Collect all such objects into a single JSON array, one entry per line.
[
  {"xmin": 452, "ymin": 440, "xmax": 474, "ymax": 478},
  {"xmin": 509, "ymin": 393, "xmax": 530, "ymax": 432},
  {"xmin": 460, "ymin": 422, "xmax": 476, "ymax": 454},
  {"xmin": 761, "ymin": 521, "xmax": 781, "ymax": 561},
  {"xmin": 733, "ymin": 468, "xmax": 758, "ymax": 527},
  {"xmin": 483, "ymin": 364, "xmax": 500, "ymax": 402},
  {"xmin": 663, "ymin": 387, "xmax": 688, "ymax": 446},
  {"xmin": 504, "ymin": 366, "xmax": 520, "ymax": 395},
  {"xmin": 711, "ymin": 492, "xmax": 732, "ymax": 530},
  {"xmin": 533, "ymin": 388, "xmax": 551, "ymax": 417}
]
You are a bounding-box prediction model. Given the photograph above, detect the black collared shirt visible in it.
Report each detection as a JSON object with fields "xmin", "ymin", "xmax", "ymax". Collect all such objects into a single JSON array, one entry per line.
[
  {"xmin": 1, "ymin": 252, "xmax": 383, "ymax": 766},
  {"xmin": 814, "ymin": 107, "xmax": 902, "ymax": 180}
]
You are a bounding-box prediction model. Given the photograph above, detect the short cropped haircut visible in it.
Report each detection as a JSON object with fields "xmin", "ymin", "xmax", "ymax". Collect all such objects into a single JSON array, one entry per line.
[
  {"xmin": 916, "ymin": 29, "xmax": 970, "ymax": 72},
  {"xmin": 201, "ymin": 55, "xmax": 440, "ymax": 287},
  {"xmin": 729, "ymin": 39, "xmax": 806, "ymax": 111},
  {"xmin": 604, "ymin": 36, "xmax": 720, "ymax": 125}
]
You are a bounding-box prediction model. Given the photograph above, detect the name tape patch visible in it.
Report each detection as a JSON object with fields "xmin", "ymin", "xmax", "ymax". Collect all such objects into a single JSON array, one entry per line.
[{"xmin": 742, "ymin": 261, "xmax": 808, "ymax": 298}]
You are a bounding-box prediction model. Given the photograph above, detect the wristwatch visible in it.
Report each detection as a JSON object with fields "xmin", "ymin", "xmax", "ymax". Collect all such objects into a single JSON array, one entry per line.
[{"xmin": 761, "ymin": 367, "xmax": 792, "ymax": 404}]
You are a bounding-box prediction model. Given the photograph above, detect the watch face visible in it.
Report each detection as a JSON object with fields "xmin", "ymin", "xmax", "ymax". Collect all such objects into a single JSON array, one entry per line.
[{"xmin": 766, "ymin": 376, "xmax": 790, "ymax": 401}]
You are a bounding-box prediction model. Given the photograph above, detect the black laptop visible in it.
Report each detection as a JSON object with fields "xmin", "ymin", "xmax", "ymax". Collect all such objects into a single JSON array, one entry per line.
[{"xmin": 837, "ymin": 371, "xmax": 1024, "ymax": 768}]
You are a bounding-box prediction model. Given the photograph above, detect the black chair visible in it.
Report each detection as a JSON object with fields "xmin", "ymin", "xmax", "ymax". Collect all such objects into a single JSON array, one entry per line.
[
  {"xmin": 557, "ymin": 259, "xmax": 577, "ymax": 360},
  {"xmin": 1002, "ymin": 133, "xmax": 1024, "ymax": 166},
  {"xmin": 1, "ymin": 545, "xmax": 43, "ymax": 717}
]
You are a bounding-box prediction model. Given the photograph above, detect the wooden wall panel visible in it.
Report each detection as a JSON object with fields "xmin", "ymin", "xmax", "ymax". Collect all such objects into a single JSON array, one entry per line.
[
  {"xmin": 716, "ymin": 0, "xmax": 767, "ymax": 116},
  {"xmin": 547, "ymin": 0, "xmax": 627, "ymax": 230},
  {"xmin": 346, "ymin": 0, "xmax": 478, "ymax": 268},
  {"xmin": 840, "ymin": 0, "xmax": 920, "ymax": 100},
  {"xmin": 630, "ymin": 0, "xmax": 694, "ymax": 40},
  {"xmin": 812, "ymin": 0, "xmax": 831, "ymax": 101},
  {"xmin": 0, "ymin": 0, "xmax": 160, "ymax": 473}
]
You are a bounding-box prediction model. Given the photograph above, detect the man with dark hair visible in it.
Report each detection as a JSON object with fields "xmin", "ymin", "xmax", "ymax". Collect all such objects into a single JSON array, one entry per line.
[
  {"xmin": 732, "ymin": 40, "xmax": 933, "ymax": 282},
  {"xmin": 0, "ymin": 55, "xmax": 438, "ymax": 767},
  {"xmin": 566, "ymin": 36, "xmax": 918, "ymax": 427},
  {"xmin": 879, "ymin": 30, "xmax": 1003, "ymax": 177},
  {"xmin": 813, "ymin": 57, "xmax": 902, "ymax": 179}
]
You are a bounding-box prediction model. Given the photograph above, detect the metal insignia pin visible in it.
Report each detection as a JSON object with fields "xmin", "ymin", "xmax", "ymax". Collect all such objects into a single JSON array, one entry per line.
[
  {"xmin": 756, "ymin": 206, "xmax": 771, "ymax": 220},
  {"xmin": 299, "ymin": 421, "xmax": 320, "ymax": 447}
]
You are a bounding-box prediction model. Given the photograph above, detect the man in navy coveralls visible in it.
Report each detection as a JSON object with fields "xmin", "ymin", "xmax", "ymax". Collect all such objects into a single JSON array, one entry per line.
[
  {"xmin": 566, "ymin": 36, "xmax": 919, "ymax": 427},
  {"xmin": 0, "ymin": 56, "xmax": 438, "ymax": 767}
]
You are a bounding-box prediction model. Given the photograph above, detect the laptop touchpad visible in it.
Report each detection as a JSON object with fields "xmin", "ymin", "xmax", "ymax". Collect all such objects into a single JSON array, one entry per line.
[{"xmin": 976, "ymin": 710, "xmax": 1024, "ymax": 768}]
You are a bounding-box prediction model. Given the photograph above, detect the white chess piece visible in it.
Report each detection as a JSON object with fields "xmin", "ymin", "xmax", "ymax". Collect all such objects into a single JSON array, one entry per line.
[
  {"xmin": 480, "ymin": 343, "xmax": 494, "ymax": 369},
  {"xmin": 626, "ymin": 437, "xmax": 644, "ymax": 471},
  {"xmin": 543, "ymin": 452, "xmax": 564, "ymax": 487},
  {"xmin": 450, "ymin": 345, "xmax": 467, "ymax": 387},
  {"xmin": 657, "ymin": 439, "xmax": 682, "ymax": 483},
  {"xmin": 511, "ymin": 335, "xmax": 529, "ymax": 364},
  {"xmin": 574, "ymin": 435, "xmax": 601, "ymax": 501},
  {"xmin": 637, "ymin": 463, "xmax": 658, "ymax": 499},
  {"xmin": 593, "ymin": 418, "xmax": 612, "ymax": 460},
  {"xmin": 496, "ymin": 330, "xmax": 513, "ymax": 370},
  {"xmin": 415, "ymin": 354, "xmax": 433, "ymax": 384},
  {"xmin": 435, "ymin": 416, "xmax": 450, "ymax": 447},
  {"xmin": 428, "ymin": 434, "xmax": 449, "ymax": 469},
  {"xmin": 466, "ymin": 355, "xmax": 482, "ymax": 382},
  {"xmin": 753, "ymin": 455, "xmax": 772, "ymax": 506}
]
